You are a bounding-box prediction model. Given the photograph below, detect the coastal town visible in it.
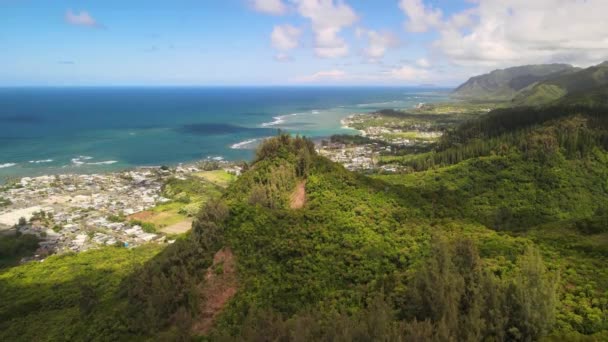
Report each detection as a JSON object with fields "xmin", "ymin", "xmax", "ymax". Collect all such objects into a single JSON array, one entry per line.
[
  {"xmin": 316, "ymin": 111, "xmax": 444, "ymax": 172},
  {"xmin": 0, "ymin": 107, "xmax": 456, "ymax": 263},
  {"xmin": 0, "ymin": 160, "xmax": 242, "ymax": 262}
]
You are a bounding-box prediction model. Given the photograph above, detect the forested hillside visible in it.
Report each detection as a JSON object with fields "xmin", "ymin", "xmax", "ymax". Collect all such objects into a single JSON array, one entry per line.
[{"xmin": 3, "ymin": 124, "xmax": 607, "ymax": 340}]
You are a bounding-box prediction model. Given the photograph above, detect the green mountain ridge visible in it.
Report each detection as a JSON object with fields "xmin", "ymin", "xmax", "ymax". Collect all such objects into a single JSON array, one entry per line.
[
  {"xmin": 514, "ymin": 62, "xmax": 608, "ymax": 106},
  {"xmin": 452, "ymin": 64, "xmax": 577, "ymax": 101},
  {"xmin": 453, "ymin": 61, "xmax": 608, "ymax": 106}
]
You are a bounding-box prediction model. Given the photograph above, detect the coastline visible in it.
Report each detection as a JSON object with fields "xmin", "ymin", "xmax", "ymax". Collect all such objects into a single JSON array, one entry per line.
[
  {"xmin": 0, "ymin": 88, "xmax": 450, "ymax": 181},
  {"xmin": 0, "ymin": 156, "xmax": 236, "ymax": 185},
  {"xmin": 340, "ymin": 115, "xmax": 367, "ymax": 136}
]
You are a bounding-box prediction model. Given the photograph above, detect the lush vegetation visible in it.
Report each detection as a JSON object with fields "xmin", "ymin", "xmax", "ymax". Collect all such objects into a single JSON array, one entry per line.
[
  {"xmin": 0, "ymin": 233, "xmax": 39, "ymax": 269},
  {"xmin": 514, "ymin": 62, "xmax": 608, "ymax": 106},
  {"xmin": 452, "ymin": 63, "xmax": 576, "ymax": 101},
  {"xmin": 2, "ymin": 79, "xmax": 608, "ymax": 340},
  {"xmin": 452, "ymin": 61, "xmax": 608, "ymax": 106},
  {"xmin": 193, "ymin": 170, "xmax": 237, "ymax": 188},
  {"xmin": 0, "ymin": 245, "xmax": 163, "ymax": 340},
  {"xmin": 127, "ymin": 171, "xmax": 233, "ymax": 231},
  {"xmin": 390, "ymin": 105, "xmax": 608, "ymax": 172}
]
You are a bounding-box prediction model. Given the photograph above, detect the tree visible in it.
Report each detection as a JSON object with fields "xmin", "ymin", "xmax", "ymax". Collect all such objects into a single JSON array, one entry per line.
[{"xmin": 505, "ymin": 246, "xmax": 558, "ymax": 341}]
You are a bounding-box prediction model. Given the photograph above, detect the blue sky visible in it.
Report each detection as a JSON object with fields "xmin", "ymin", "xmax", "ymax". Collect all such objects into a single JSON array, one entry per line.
[{"xmin": 1, "ymin": 0, "xmax": 607, "ymax": 86}]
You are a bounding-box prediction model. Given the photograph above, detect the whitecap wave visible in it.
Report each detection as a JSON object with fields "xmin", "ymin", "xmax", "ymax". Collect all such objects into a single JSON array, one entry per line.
[
  {"xmin": 71, "ymin": 156, "xmax": 116, "ymax": 166},
  {"xmin": 260, "ymin": 113, "xmax": 299, "ymax": 127},
  {"xmin": 71, "ymin": 156, "xmax": 88, "ymax": 166},
  {"xmin": 261, "ymin": 116, "xmax": 286, "ymax": 127},
  {"xmin": 0, "ymin": 163, "xmax": 16, "ymax": 169},
  {"xmin": 86, "ymin": 160, "xmax": 118, "ymax": 165},
  {"xmin": 231, "ymin": 138, "xmax": 258, "ymax": 149},
  {"xmin": 29, "ymin": 159, "xmax": 53, "ymax": 164}
]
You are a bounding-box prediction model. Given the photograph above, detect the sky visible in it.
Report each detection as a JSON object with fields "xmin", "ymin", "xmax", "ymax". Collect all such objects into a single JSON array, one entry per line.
[{"xmin": 1, "ymin": 0, "xmax": 607, "ymax": 86}]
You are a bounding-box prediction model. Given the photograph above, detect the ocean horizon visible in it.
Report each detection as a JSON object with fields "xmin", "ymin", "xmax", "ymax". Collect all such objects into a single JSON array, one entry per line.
[{"xmin": 0, "ymin": 86, "xmax": 449, "ymax": 180}]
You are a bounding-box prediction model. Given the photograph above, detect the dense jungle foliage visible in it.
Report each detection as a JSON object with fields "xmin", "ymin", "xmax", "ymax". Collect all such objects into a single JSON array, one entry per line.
[
  {"xmin": 1, "ymin": 105, "xmax": 608, "ymax": 341},
  {"xmin": 392, "ymin": 104, "xmax": 608, "ymax": 172}
]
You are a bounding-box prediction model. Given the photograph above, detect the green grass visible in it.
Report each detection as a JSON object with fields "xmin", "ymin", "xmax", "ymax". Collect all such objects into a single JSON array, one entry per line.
[
  {"xmin": 380, "ymin": 131, "xmax": 438, "ymax": 141},
  {"xmin": 130, "ymin": 174, "xmax": 229, "ymax": 228},
  {"xmin": 193, "ymin": 170, "xmax": 236, "ymax": 188},
  {"xmin": 147, "ymin": 202, "xmax": 189, "ymax": 226},
  {"xmin": 412, "ymin": 102, "xmax": 502, "ymax": 115}
]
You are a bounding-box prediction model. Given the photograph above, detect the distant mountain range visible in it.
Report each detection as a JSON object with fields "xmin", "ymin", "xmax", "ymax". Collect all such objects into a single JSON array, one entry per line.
[{"xmin": 453, "ymin": 61, "xmax": 608, "ymax": 106}]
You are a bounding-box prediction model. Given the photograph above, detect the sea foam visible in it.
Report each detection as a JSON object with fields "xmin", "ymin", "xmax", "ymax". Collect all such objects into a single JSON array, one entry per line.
[
  {"xmin": 230, "ymin": 138, "xmax": 262, "ymax": 150},
  {"xmin": 260, "ymin": 113, "xmax": 299, "ymax": 127},
  {"xmin": 86, "ymin": 161, "xmax": 118, "ymax": 165},
  {"xmin": 29, "ymin": 159, "xmax": 54, "ymax": 164},
  {"xmin": 261, "ymin": 116, "xmax": 286, "ymax": 127},
  {"xmin": 0, "ymin": 163, "xmax": 16, "ymax": 169},
  {"xmin": 71, "ymin": 156, "xmax": 116, "ymax": 166}
]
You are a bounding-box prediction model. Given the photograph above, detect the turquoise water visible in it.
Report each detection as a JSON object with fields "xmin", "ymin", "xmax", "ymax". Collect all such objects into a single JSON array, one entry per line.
[{"xmin": 0, "ymin": 87, "xmax": 449, "ymax": 179}]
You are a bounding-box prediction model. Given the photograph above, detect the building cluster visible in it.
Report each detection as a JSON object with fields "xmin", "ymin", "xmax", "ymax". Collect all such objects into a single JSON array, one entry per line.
[
  {"xmin": 342, "ymin": 114, "xmax": 443, "ymax": 147},
  {"xmin": 0, "ymin": 166, "xmax": 200, "ymax": 258},
  {"xmin": 317, "ymin": 143, "xmax": 378, "ymax": 171}
]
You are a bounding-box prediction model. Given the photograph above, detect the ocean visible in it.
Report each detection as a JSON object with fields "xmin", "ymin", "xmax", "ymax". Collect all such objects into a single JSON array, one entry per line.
[{"xmin": 0, "ymin": 87, "xmax": 449, "ymax": 179}]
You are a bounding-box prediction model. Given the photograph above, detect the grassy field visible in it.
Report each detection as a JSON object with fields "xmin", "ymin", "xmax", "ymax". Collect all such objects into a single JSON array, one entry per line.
[
  {"xmin": 128, "ymin": 170, "xmax": 236, "ymax": 232},
  {"xmin": 193, "ymin": 170, "xmax": 237, "ymax": 188},
  {"xmin": 380, "ymin": 131, "xmax": 439, "ymax": 141},
  {"xmin": 412, "ymin": 101, "xmax": 503, "ymax": 115}
]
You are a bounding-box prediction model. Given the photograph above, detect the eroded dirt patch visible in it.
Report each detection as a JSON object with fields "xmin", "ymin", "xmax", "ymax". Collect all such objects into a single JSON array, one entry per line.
[
  {"xmin": 192, "ymin": 247, "xmax": 237, "ymax": 335},
  {"xmin": 127, "ymin": 210, "xmax": 154, "ymax": 221},
  {"xmin": 290, "ymin": 181, "xmax": 306, "ymax": 209}
]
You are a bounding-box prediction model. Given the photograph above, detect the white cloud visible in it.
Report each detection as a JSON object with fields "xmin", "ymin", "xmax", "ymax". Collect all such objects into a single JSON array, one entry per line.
[
  {"xmin": 65, "ymin": 9, "xmax": 99, "ymax": 27},
  {"xmin": 295, "ymin": 66, "xmax": 437, "ymax": 84},
  {"xmin": 386, "ymin": 65, "xmax": 429, "ymax": 81},
  {"xmin": 406, "ymin": 0, "xmax": 608, "ymax": 67},
  {"xmin": 250, "ymin": 0, "xmax": 287, "ymax": 15},
  {"xmin": 271, "ymin": 24, "xmax": 301, "ymax": 50},
  {"xmin": 356, "ymin": 28, "xmax": 399, "ymax": 62},
  {"xmin": 295, "ymin": 0, "xmax": 358, "ymax": 58},
  {"xmin": 416, "ymin": 58, "xmax": 430, "ymax": 68},
  {"xmin": 399, "ymin": 0, "xmax": 443, "ymax": 32},
  {"xmin": 274, "ymin": 53, "xmax": 294, "ymax": 62},
  {"xmin": 295, "ymin": 69, "xmax": 347, "ymax": 82}
]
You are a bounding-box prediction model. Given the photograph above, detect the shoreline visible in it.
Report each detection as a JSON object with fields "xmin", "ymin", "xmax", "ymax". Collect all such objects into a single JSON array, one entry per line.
[
  {"xmin": 340, "ymin": 114, "xmax": 367, "ymax": 136},
  {"xmin": 1, "ymin": 95, "xmax": 448, "ymax": 182},
  {"xmin": 0, "ymin": 156, "xmax": 240, "ymax": 186}
]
